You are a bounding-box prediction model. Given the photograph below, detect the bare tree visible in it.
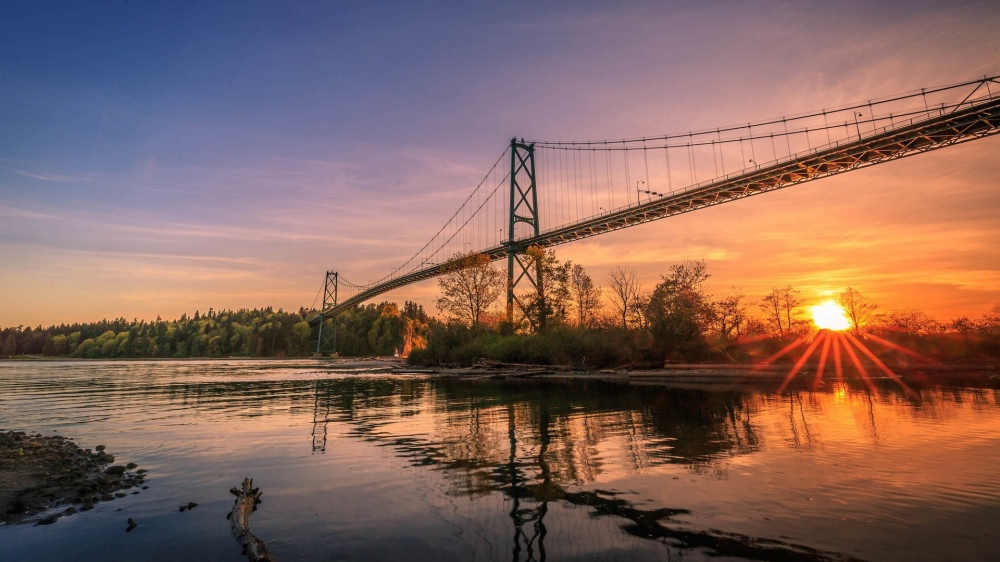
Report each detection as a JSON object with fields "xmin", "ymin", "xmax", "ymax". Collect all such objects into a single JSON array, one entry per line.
[
  {"xmin": 568, "ymin": 263, "xmax": 602, "ymax": 328},
  {"xmin": 435, "ymin": 253, "xmax": 505, "ymax": 327},
  {"xmin": 759, "ymin": 286, "xmax": 802, "ymax": 335},
  {"xmin": 837, "ymin": 287, "xmax": 879, "ymax": 336},
  {"xmin": 980, "ymin": 302, "xmax": 1000, "ymax": 337},
  {"xmin": 715, "ymin": 289, "xmax": 750, "ymax": 340},
  {"xmin": 759, "ymin": 288, "xmax": 785, "ymax": 335},
  {"xmin": 880, "ymin": 309, "xmax": 942, "ymax": 335},
  {"xmin": 606, "ymin": 265, "xmax": 642, "ymax": 329},
  {"xmin": 949, "ymin": 316, "xmax": 976, "ymax": 337},
  {"xmin": 780, "ymin": 286, "xmax": 804, "ymax": 333}
]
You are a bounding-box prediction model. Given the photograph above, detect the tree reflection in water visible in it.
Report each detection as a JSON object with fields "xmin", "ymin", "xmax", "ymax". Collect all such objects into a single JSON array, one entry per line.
[
  {"xmin": 3, "ymin": 362, "xmax": 996, "ymax": 561},
  {"xmin": 303, "ymin": 378, "xmax": 871, "ymax": 561}
]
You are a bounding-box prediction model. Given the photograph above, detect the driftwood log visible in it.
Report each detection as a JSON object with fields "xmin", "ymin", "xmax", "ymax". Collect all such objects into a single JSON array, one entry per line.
[{"xmin": 227, "ymin": 478, "xmax": 276, "ymax": 562}]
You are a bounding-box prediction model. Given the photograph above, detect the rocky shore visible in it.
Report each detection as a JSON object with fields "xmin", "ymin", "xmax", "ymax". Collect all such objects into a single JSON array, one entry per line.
[{"xmin": 0, "ymin": 431, "xmax": 147, "ymax": 525}]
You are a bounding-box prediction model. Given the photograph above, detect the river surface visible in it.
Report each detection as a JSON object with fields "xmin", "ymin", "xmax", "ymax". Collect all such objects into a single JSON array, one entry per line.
[{"xmin": 1, "ymin": 360, "xmax": 999, "ymax": 562}]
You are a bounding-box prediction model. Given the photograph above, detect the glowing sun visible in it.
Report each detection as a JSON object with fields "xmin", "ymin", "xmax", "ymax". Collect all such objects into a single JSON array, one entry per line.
[{"xmin": 811, "ymin": 301, "xmax": 850, "ymax": 331}]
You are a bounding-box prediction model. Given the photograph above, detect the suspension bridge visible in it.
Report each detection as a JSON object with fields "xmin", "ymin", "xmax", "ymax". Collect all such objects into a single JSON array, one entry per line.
[{"xmin": 312, "ymin": 75, "xmax": 1000, "ymax": 353}]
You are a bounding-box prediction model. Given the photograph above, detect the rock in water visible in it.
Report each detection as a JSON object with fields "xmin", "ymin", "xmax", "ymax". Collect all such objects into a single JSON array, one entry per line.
[{"xmin": 0, "ymin": 431, "xmax": 149, "ymax": 525}]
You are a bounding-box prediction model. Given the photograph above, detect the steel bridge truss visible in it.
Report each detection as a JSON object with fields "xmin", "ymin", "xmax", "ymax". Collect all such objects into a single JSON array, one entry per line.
[
  {"xmin": 537, "ymin": 94, "xmax": 1000, "ymax": 245},
  {"xmin": 314, "ymin": 271, "xmax": 338, "ymax": 355},
  {"xmin": 507, "ymin": 138, "xmax": 541, "ymax": 326},
  {"xmin": 311, "ymin": 79, "xmax": 1000, "ymax": 327}
]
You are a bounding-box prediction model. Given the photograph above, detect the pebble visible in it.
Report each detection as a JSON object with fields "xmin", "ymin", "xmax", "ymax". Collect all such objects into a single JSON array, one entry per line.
[{"xmin": 0, "ymin": 431, "xmax": 150, "ymax": 524}]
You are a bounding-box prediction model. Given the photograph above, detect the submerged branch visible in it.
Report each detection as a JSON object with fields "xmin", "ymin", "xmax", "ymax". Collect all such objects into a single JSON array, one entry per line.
[{"xmin": 228, "ymin": 478, "xmax": 275, "ymax": 562}]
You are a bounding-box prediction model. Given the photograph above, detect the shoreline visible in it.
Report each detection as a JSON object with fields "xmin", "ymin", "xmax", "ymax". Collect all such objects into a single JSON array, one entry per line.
[
  {"xmin": 0, "ymin": 432, "xmax": 147, "ymax": 526},
  {"xmin": 4, "ymin": 356, "xmax": 998, "ymax": 390}
]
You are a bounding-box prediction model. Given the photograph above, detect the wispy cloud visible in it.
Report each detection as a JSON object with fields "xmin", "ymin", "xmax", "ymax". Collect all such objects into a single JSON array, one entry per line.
[
  {"xmin": 15, "ymin": 170, "xmax": 83, "ymax": 182},
  {"xmin": 0, "ymin": 204, "xmax": 53, "ymax": 219}
]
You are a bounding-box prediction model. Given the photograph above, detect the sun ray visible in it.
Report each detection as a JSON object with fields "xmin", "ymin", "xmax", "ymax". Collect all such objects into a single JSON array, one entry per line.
[
  {"xmin": 777, "ymin": 332, "xmax": 827, "ymax": 393},
  {"xmin": 736, "ymin": 332, "xmax": 782, "ymax": 346},
  {"xmin": 754, "ymin": 335, "xmax": 807, "ymax": 370},
  {"xmin": 845, "ymin": 333, "xmax": 917, "ymax": 396},
  {"xmin": 812, "ymin": 331, "xmax": 833, "ymax": 391},
  {"xmin": 832, "ymin": 333, "xmax": 844, "ymax": 383},
  {"xmin": 841, "ymin": 334, "xmax": 877, "ymax": 392},
  {"xmin": 864, "ymin": 333, "xmax": 937, "ymax": 363}
]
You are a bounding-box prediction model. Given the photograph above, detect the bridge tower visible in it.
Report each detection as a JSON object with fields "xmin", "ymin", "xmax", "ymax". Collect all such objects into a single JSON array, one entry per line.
[
  {"xmin": 506, "ymin": 138, "xmax": 541, "ymax": 327},
  {"xmin": 315, "ymin": 271, "xmax": 338, "ymax": 356}
]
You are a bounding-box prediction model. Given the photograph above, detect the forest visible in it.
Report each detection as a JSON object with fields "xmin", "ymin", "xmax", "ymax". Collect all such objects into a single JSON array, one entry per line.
[{"xmin": 1, "ymin": 303, "xmax": 429, "ymax": 360}]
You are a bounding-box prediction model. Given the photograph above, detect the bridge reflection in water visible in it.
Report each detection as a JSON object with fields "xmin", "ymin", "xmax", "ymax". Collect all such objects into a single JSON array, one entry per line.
[
  {"xmin": 298, "ymin": 375, "xmax": 999, "ymax": 562},
  {"xmin": 2, "ymin": 362, "xmax": 998, "ymax": 561}
]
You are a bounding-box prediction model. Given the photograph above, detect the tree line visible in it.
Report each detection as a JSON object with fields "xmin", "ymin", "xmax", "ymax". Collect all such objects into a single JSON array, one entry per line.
[
  {"xmin": 3, "ymin": 249, "xmax": 998, "ymax": 364},
  {"xmin": 410, "ymin": 248, "xmax": 1000, "ymax": 366},
  {"xmin": 1, "ymin": 302, "xmax": 430, "ymax": 359}
]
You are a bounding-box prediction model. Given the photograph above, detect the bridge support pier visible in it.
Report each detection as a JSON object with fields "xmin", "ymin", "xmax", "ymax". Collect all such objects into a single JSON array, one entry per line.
[
  {"xmin": 506, "ymin": 138, "xmax": 541, "ymax": 328},
  {"xmin": 315, "ymin": 271, "xmax": 338, "ymax": 356}
]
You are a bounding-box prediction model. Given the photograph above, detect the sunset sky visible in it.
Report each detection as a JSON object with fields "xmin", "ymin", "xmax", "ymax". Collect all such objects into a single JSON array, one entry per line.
[{"xmin": 2, "ymin": 1, "xmax": 999, "ymax": 327}]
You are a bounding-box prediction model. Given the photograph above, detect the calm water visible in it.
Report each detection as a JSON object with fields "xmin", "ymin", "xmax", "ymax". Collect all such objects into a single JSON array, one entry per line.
[{"xmin": 1, "ymin": 361, "xmax": 999, "ymax": 562}]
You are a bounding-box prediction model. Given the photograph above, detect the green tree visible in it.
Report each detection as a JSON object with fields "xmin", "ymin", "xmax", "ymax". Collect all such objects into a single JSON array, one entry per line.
[
  {"xmin": 368, "ymin": 304, "xmax": 405, "ymax": 355},
  {"xmin": 516, "ymin": 246, "xmax": 571, "ymax": 331},
  {"xmin": 2, "ymin": 333, "xmax": 16, "ymax": 358},
  {"xmin": 208, "ymin": 335, "xmax": 223, "ymax": 357},
  {"xmin": 290, "ymin": 321, "xmax": 313, "ymax": 356},
  {"xmin": 568, "ymin": 263, "xmax": 602, "ymax": 328},
  {"xmin": 646, "ymin": 260, "xmax": 715, "ymax": 358},
  {"xmin": 52, "ymin": 334, "xmax": 68, "ymax": 355}
]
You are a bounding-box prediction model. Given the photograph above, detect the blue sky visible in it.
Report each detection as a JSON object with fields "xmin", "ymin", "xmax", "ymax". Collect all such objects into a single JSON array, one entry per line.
[{"xmin": 2, "ymin": 1, "xmax": 1000, "ymax": 326}]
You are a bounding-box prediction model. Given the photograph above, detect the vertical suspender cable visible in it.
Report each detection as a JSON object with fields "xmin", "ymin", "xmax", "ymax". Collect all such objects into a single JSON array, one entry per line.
[
  {"xmin": 664, "ymin": 142, "xmax": 673, "ymax": 192},
  {"xmin": 717, "ymin": 129, "xmax": 726, "ymax": 176},
  {"xmin": 607, "ymin": 149, "xmax": 614, "ymax": 210},
  {"xmin": 688, "ymin": 137, "xmax": 696, "ymax": 187},
  {"xmin": 783, "ymin": 118, "xmax": 791, "ymax": 157},
  {"xmin": 585, "ymin": 148, "xmax": 592, "ymax": 215},
  {"xmin": 643, "ymin": 141, "xmax": 651, "ymax": 200},
  {"xmin": 559, "ymin": 148, "xmax": 565, "ymax": 227},
  {"xmin": 711, "ymin": 139, "xmax": 719, "ymax": 178},
  {"xmin": 623, "ymin": 143, "xmax": 632, "ymax": 206},
  {"xmin": 574, "ymin": 148, "xmax": 581, "ymax": 222}
]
